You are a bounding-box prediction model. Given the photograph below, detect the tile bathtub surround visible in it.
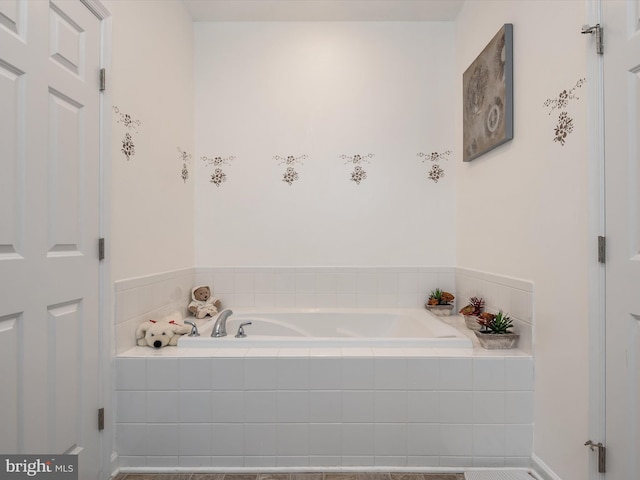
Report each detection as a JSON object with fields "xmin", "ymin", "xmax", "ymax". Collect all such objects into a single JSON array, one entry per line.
[
  {"xmin": 114, "ymin": 268, "xmax": 196, "ymax": 354},
  {"xmin": 115, "ymin": 352, "xmax": 533, "ymax": 469},
  {"xmin": 194, "ymin": 267, "xmax": 456, "ymax": 310},
  {"xmin": 454, "ymin": 268, "xmax": 534, "ymax": 354},
  {"xmin": 115, "ymin": 267, "xmax": 457, "ymax": 354}
]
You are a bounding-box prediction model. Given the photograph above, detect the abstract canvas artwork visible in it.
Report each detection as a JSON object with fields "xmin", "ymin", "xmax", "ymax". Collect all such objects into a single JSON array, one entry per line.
[{"xmin": 463, "ymin": 24, "xmax": 513, "ymax": 161}]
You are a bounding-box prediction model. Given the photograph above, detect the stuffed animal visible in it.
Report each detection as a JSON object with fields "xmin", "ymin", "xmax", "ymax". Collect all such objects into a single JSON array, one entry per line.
[
  {"xmin": 188, "ymin": 285, "xmax": 221, "ymax": 319},
  {"xmin": 135, "ymin": 312, "xmax": 191, "ymax": 348}
]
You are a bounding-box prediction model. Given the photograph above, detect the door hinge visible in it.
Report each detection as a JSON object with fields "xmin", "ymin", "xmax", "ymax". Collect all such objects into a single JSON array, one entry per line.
[
  {"xmin": 585, "ymin": 440, "xmax": 606, "ymax": 473},
  {"xmin": 98, "ymin": 238, "xmax": 105, "ymax": 261},
  {"xmin": 598, "ymin": 235, "xmax": 606, "ymax": 264},
  {"xmin": 98, "ymin": 408, "xmax": 105, "ymax": 431},
  {"xmin": 99, "ymin": 68, "xmax": 106, "ymax": 91},
  {"xmin": 581, "ymin": 24, "xmax": 604, "ymax": 55}
]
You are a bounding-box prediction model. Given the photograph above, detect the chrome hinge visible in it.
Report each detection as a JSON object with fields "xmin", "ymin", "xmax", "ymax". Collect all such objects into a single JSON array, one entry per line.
[
  {"xmin": 598, "ymin": 235, "xmax": 606, "ymax": 264},
  {"xmin": 98, "ymin": 408, "xmax": 105, "ymax": 431},
  {"xmin": 585, "ymin": 440, "xmax": 606, "ymax": 473},
  {"xmin": 99, "ymin": 68, "xmax": 106, "ymax": 91},
  {"xmin": 581, "ymin": 24, "xmax": 604, "ymax": 55},
  {"xmin": 98, "ymin": 238, "xmax": 105, "ymax": 261}
]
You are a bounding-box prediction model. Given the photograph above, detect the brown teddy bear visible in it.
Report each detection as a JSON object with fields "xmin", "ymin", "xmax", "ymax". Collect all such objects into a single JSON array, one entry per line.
[{"xmin": 188, "ymin": 285, "xmax": 221, "ymax": 319}]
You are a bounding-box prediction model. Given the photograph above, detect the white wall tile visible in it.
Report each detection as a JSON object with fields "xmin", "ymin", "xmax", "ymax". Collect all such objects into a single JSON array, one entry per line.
[
  {"xmin": 276, "ymin": 424, "xmax": 309, "ymax": 455},
  {"xmin": 116, "ymin": 391, "xmax": 147, "ymax": 423},
  {"xmin": 117, "ymin": 456, "xmax": 145, "ymax": 468},
  {"xmin": 473, "ymin": 358, "xmax": 505, "ymax": 390},
  {"xmin": 440, "ymin": 424, "xmax": 473, "ymax": 456},
  {"xmin": 211, "ymin": 456, "xmax": 244, "ymax": 467},
  {"xmin": 342, "ymin": 358, "xmax": 374, "ymax": 390},
  {"xmin": 277, "ymin": 357, "xmax": 309, "ymax": 389},
  {"xmin": 374, "ymin": 424, "xmax": 407, "ymax": 456},
  {"xmin": 407, "ymin": 358, "xmax": 439, "ymax": 389},
  {"xmin": 342, "ymin": 391, "xmax": 375, "ymax": 423},
  {"xmin": 212, "ymin": 391, "xmax": 244, "ymax": 422},
  {"xmin": 309, "ymin": 358, "xmax": 342, "ymax": 390},
  {"xmin": 179, "ymin": 358, "xmax": 212, "ymax": 390},
  {"xmin": 309, "ymin": 423, "xmax": 342, "ymax": 455},
  {"xmin": 244, "ymin": 391, "xmax": 277, "ymax": 423},
  {"xmin": 146, "ymin": 456, "xmax": 179, "ymax": 468},
  {"xmin": 407, "ymin": 391, "xmax": 440, "ymax": 423},
  {"xmin": 473, "ymin": 457, "xmax": 505, "ymax": 467},
  {"xmin": 505, "ymin": 391, "xmax": 534, "ymax": 424},
  {"xmin": 146, "ymin": 391, "xmax": 180, "ymax": 423},
  {"xmin": 244, "ymin": 456, "xmax": 277, "ymax": 467},
  {"xmin": 212, "ymin": 423, "xmax": 244, "ymax": 456},
  {"xmin": 472, "ymin": 425, "xmax": 505, "ymax": 456},
  {"xmin": 472, "ymin": 391, "xmax": 505, "ymax": 424},
  {"xmin": 211, "ymin": 358, "xmax": 245, "ymax": 390},
  {"xmin": 374, "ymin": 391, "xmax": 407, "ymax": 423},
  {"xmin": 335, "ymin": 273, "xmax": 358, "ymax": 293},
  {"xmin": 146, "ymin": 424, "xmax": 179, "ymax": 456},
  {"xmin": 244, "ymin": 423, "xmax": 277, "ymax": 456},
  {"xmin": 277, "ymin": 391, "xmax": 309, "ymax": 423},
  {"xmin": 439, "ymin": 392, "xmax": 473, "ymax": 424},
  {"xmin": 505, "ymin": 424, "xmax": 534, "ymax": 457},
  {"xmin": 406, "ymin": 456, "xmax": 440, "ymax": 467},
  {"xmin": 341, "ymin": 424, "xmax": 375, "ymax": 456},
  {"xmin": 116, "ymin": 358, "xmax": 146, "ymax": 390},
  {"xmin": 179, "ymin": 391, "xmax": 212, "ymax": 423},
  {"xmin": 115, "ymin": 424, "xmax": 147, "ymax": 456},
  {"xmin": 179, "ymin": 424, "xmax": 212, "ymax": 456},
  {"xmin": 406, "ymin": 424, "xmax": 439, "ymax": 456},
  {"xmin": 146, "ymin": 358, "xmax": 179, "ymax": 390},
  {"xmin": 179, "ymin": 456, "xmax": 212, "ymax": 467},
  {"xmin": 309, "ymin": 390, "xmax": 342, "ymax": 423},
  {"xmin": 357, "ymin": 273, "xmax": 378, "ymax": 294},
  {"xmin": 275, "ymin": 293, "xmax": 296, "ymax": 307},
  {"xmin": 254, "ymin": 273, "xmax": 276, "ymax": 294},
  {"xmin": 439, "ymin": 358, "xmax": 473, "ymax": 390},
  {"xmin": 375, "ymin": 358, "xmax": 407, "ymax": 390},
  {"xmin": 245, "ymin": 358, "xmax": 277, "ymax": 390},
  {"xmin": 505, "ymin": 357, "xmax": 534, "ymax": 390},
  {"xmin": 275, "ymin": 274, "xmax": 296, "ymax": 293}
]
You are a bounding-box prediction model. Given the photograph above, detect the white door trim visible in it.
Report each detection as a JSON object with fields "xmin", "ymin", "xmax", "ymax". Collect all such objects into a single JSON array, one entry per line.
[
  {"xmin": 586, "ymin": 0, "xmax": 606, "ymax": 479},
  {"xmin": 75, "ymin": 0, "xmax": 113, "ymax": 478}
]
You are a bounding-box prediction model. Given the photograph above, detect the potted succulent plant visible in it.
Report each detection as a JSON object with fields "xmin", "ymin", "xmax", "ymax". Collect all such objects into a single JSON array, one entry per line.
[
  {"xmin": 474, "ymin": 310, "xmax": 519, "ymax": 349},
  {"xmin": 425, "ymin": 288, "xmax": 455, "ymax": 316},
  {"xmin": 458, "ymin": 296, "xmax": 485, "ymax": 330}
]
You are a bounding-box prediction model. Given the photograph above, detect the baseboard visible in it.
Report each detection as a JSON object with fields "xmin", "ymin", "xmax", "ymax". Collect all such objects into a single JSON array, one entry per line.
[
  {"xmin": 530, "ymin": 453, "xmax": 563, "ymax": 480},
  {"xmin": 109, "ymin": 451, "xmax": 119, "ymax": 480}
]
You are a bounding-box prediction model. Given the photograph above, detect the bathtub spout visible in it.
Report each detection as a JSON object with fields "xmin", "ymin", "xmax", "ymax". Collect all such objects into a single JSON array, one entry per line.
[{"xmin": 211, "ymin": 309, "xmax": 233, "ymax": 337}]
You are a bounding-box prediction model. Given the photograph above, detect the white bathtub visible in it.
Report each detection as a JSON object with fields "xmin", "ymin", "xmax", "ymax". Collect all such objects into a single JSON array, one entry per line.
[{"xmin": 177, "ymin": 307, "xmax": 473, "ymax": 348}]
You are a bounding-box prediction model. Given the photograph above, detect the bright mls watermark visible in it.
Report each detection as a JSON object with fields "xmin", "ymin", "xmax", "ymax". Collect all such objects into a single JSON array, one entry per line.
[{"xmin": 1, "ymin": 455, "xmax": 77, "ymax": 479}]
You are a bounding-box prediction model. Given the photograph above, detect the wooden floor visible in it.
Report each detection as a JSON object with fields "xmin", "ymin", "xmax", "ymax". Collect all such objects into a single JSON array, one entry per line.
[{"xmin": 113, "ymin": 473, "xmax": 465, "ymax": 480}]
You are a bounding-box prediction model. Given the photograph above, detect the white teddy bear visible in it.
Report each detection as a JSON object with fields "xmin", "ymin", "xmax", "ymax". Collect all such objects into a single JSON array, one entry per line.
[{"xmin": 135, "ymin": 312, "xmax": 191, "ymax": 348}]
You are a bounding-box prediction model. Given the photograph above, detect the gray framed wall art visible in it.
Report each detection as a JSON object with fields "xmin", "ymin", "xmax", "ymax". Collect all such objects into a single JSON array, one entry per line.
[{"xmin": 463, "ymin": 23, "xmax": 513, "ymax": 161}]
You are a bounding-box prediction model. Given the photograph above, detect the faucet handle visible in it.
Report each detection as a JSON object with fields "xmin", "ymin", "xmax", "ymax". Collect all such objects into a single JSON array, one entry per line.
[
  {"xmin": 235, "ymin": 322, "xmax": 252, "ymax": 338},
  {"xmin": 184, "ymin": 320, "xmax": 200, "ymax": 337}
]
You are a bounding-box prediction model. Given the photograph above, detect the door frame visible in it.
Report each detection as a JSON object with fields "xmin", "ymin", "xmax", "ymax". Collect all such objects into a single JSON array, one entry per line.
[
  {"xmin": 586, "ymin": 0, "xmax": 606, "ymax": 478},
  {"xmin": 78, "ymin": 1, "xmax": 113, "ymax": 478}
]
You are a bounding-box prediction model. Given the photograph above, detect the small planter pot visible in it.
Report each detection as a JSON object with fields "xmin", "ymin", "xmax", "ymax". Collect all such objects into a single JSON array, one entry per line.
[
  {"xmin": 464, "ymin": 315, "xmax": 482, "ymax": 331},
  {"xmin": 425, "ymin": 304, "xmax": 454, "ymax": 316},
  {"xmin": 474, "ymin": 331, "xmax": 520, "ymax": 349}
]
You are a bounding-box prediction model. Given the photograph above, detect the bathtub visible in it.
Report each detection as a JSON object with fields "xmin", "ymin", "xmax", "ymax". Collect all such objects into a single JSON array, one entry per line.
[{"xmin": 177, "ymin": 307, "xmax": 473, "ymax": 348}]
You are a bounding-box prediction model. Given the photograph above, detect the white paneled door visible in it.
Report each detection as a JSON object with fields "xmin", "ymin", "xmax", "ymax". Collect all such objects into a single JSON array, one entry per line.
[
  {"xmin": 603, "ymin": 1, "xmax": 640, "ymax": 479},
  {"xmin": 0, "ymin": 0, "xmax": 102, "ymax": 478}
]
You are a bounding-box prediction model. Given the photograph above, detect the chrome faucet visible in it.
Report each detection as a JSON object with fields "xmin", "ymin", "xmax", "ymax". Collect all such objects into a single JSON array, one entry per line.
[
  {"xmin": 211, "ymin": 309, "xmax": 233, "ymax": 337},
  {"xmin": 184, "ymin": 320, "xmax": 199, "ymax": 337}
]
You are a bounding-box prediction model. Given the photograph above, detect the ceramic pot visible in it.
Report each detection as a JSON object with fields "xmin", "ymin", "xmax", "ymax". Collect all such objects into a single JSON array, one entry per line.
[
  {"xmin": 464, "ymin": 315, "xmax": 482, "ymax": 331},
  {"xmin": 425, "ymin": 304, "xmax": 454, "ymax": 316},
  {"xmin": 474, "ymin": 331, "xmax": 520, "ymax": 349}
]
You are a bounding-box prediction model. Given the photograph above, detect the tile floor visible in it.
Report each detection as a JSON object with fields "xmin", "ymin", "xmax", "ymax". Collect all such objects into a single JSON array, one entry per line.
[{"xmin": 113, "ymin": 473, "xmax": 465, "ymax": 480}]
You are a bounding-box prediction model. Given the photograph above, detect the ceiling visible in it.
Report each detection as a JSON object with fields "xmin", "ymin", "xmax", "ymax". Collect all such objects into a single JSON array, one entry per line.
[{"xmin": 182, "ymin": 0, "xmax": 465, "ymax": 22}]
